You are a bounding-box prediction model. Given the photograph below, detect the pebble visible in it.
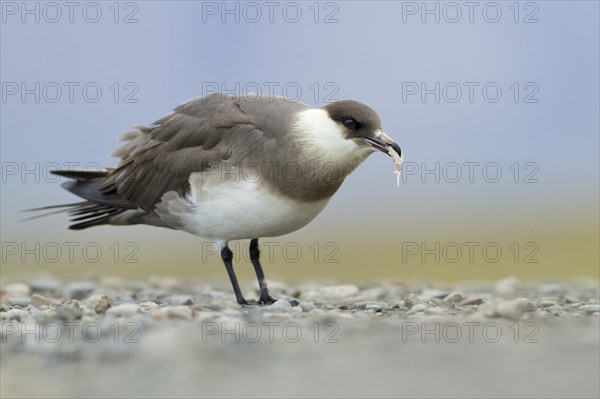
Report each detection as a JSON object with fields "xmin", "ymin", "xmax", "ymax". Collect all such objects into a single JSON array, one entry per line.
[
  {"xmin": 30, "ymin": 294, "xmax": 59, "ymax": 308},
  {"xmin": 495, "ymin": 298, "xmax": 535, "ymax": 320},
  {"xmin": 425, "ymin": 306, "xmax": 445, "ymax": 316},
  {"xmin": 107, "ymin": 303, "xmax": 141, "ymax": 317},
  {"xmin": 298, "ymin": 301, "xmax": 316, "ymax": 312},
  {"xmin": 2, "ymin": 308, "xmax": 28, "ymax": 320},
  {"xmin": 564, "ymin": 296, "xmax": 581, "ymax": 304},
  {"xmin": 207, "ymin": 299, "xmax": 227, "ymax": 311},
  {"xmin": 163, "ymin": 306, "xmax": 193, "ymax": 320},
  {"xmin": 420, "ymin": 289, "xmax": 449, "ymax": 302},
  {"xmin": 2, "ymin": 283, "xmax": 30, "ymax": 296},
  {"xmin": 578, "ymin": 304, "xmax": 600, "ymax": 315},
  {"xmin": 359, "ymin": 287, "xmax": 389, "ymax": 301},
  {"xmin": 164, "ymin": 295, "xmax": 194, "ymax": 306},
  {"xmin": 192, "ymin": 295, "xmax": 214, "ymax": 307},
  {"xmin": 546, "ymin": 305, "xmax": 565, "ymax": 315},
  {"xmin": 443, "ymin": 292, "xmax": 464, "ymax": 304},
  {"xmin": 114, "ymin": 293, "xmax": 136, "ymax": 304},
  {"xmin": 0, "ymin": 278, "xmax": 597, "ymax": 336},
  {"xmin": 65, "ymin": 281, "xmax": 96, "ymax": 300},
  {"xmin": 57, "ymin": 300, "xmax": 82, "ymax": 320},
  {"xmin": 318, "ymin": 285, "xmax": 360, "ymax": 299},
  {"xmin": 308, "ymin": 309, "xmax": 326, "ymax": 316},
  {"xmin": 408, "ymin": 303, "xmax": 427, "ymax": 314},
  {"xmin": 136, "ymin": 289, "xmax": 168, "ymax": 303},
  {"xmin": 140, "ymin": 301, "xmax": 160, "ymax": 313},
  {"xmin": 268, "ymin": 299, "xmax": 292, "ymax": 312},
  {"xmin": 351, "ymin": 301, "xmax": 380, "ymax": 310},
  {"xmin": 404, "ymin": 293, "xmax": 425, "ymax": 309},
  {"xmin": 462, "ymin": 297, "xmax": 485, "ymax": 306},
  {"xmin": 5, "ymin": 296, "xmax": 30, "ymax": 307},
  {"xmin": 29, "ymin": 278, "xmax": 62, "ymax": 296},
  {"xmin": 86, "ymin": 294, "xmax": 113, "ymax": 314}
]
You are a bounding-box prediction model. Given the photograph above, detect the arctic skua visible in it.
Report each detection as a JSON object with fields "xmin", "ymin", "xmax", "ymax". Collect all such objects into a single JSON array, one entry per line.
[{"xmin": 40, "ymin": 93, "xmax": 404, "ymax": 305}]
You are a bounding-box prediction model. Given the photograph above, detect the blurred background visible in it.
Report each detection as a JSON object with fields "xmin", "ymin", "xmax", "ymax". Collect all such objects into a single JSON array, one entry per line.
[{"xmin": 1, "ymin": 1, "xmax": 598, "ymax": 284}]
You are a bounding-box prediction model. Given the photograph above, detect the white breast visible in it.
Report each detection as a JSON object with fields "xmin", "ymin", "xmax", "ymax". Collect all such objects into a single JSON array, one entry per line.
[{"xmin": 165, "ymin": 172, "xmax": 330, "ymax": 243}]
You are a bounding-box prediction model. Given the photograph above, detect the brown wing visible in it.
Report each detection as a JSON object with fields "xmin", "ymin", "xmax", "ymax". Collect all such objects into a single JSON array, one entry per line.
[
  {"xmin": 98, "ymin": 94, "xmax": 265, "ymax": 211},
  {"xmin": 55, "ymin": 93, "xmax": 309, "ymax": 221}
]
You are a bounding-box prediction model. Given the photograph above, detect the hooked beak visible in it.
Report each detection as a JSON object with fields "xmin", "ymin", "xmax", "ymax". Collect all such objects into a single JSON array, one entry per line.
[{"xmin": 362, "ymin": 131, "xmax": 402, "ymax": 158}]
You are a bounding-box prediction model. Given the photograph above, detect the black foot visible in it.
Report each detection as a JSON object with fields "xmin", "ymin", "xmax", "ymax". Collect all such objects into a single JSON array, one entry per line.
[
  {"xmin": 238, "ymin": 298, "xmax": 258, "ymax": 307},
  {"xmin": 238, "ymin": 298, "xmax": 300, "ymax": 308},
  {"xmin": 238, "ymin": 299, "xmax": 275, "ymax": 308},
  {"xmin": 256, "ymin": 297, "xmax": 300, "ymax": 307},
  {"xmin": 259, "ymin": 294, "xmax": 277, "ymax": 305}
]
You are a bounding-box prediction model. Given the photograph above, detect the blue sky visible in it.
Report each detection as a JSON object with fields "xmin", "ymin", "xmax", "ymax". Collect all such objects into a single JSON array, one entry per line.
[{"xmin": 1, "ymin": 1, "xmax": 598, "ymax": 280}]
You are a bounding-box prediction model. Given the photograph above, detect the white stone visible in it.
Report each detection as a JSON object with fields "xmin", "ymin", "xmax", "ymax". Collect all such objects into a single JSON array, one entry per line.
[
  {"xmin": 425, "ymin": 306, "xmax": 445, "ymax": 315},
  {"xmin": 420, "ymin": 289, "xmax": 448, "ymax": 302},
  {"xmin": 30, "ymin": 294, "xmax": 59, "ymax": 309},
  {"xmin": 308, "ymin": 309, "xmax": 326, "ymax": 316},
  {"xmin": 463, "ymin": 297, "xmax": 485, "ymax": 306},
  {"xmin": 1, "ymin": 308, "xmax": 28, "ymax": 320},
  {"xmin": 5, "ymin": 296, "xmax": 30, "ymax": 307},
  {"xmin": 318, "ymin": 285, "xmax": 360, "ymax": 299},
  {"xmin": 298, "ymin": 301, "xmax": 316, "ymax": 312},
  {"xmin": 404, "ymin": 293, "xmax": 425, "ymax": 309},
  {"xmin": 579, "ymin": 304, "xmax": 600, "ymax": 314},
  {"xmin": 140, "ymin": 301, "xmax": 160, "ymax": 312},
  {"xmin": 408, "ymin": 303, "xmax": 427, "ymax": 314},
  {"xmin": 2, "ymin": 283, "xmax": 30, "ymax": 296},
  {"xmin": 85, "ymin": 294, "xmax": 112, "ymax": 314},
  {"xmin": 29, "ymin": 278, "xmax": 61, "ymax": 294},
  {"xmin": 165, "ymin": 306, "xmax": 193, "ymax": 320},
  {"xmin": 106, "ymin": 303, "xmax": 140, "ymax": 317},
  {"xmin": 496, "ymin": 298, "xmax": 534, "ymax": 320},
  {"xmin": 443, "ymin": 292, "xmax": 464, "ymax": 304},
  {"xmin": 65, "ymin": 281, "xmax": 96, "ymax": 300},
  {"xmin": 268, "ymin": 299, "xmax": 292, "ymax": 312}
]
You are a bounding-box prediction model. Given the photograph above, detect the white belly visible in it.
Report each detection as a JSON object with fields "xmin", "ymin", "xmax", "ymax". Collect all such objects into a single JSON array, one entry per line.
[{"xmin": 177, "ymin": 173, "xmax": 330, "ymax": 242}]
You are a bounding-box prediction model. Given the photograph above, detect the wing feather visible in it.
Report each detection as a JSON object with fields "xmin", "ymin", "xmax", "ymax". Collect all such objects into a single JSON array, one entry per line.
[{"xmin": 101, "ymin": 94, "xmax": 265, "ymax": 211}]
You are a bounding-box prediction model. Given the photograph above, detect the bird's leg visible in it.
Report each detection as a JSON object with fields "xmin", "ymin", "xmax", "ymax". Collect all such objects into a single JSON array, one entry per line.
[
  {"xmin": 249, "ymin": 239, "xmax": 276, "ymax": 305},
  {"xmin": 221, "ymin": 245, "xmax": 250, "ymax": 306}
]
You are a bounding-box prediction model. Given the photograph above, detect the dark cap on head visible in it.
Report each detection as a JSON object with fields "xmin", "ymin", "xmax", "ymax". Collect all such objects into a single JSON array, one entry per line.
[{"xmin": 322, "ymin": 100, "xmax": 382, "ymax": 139}]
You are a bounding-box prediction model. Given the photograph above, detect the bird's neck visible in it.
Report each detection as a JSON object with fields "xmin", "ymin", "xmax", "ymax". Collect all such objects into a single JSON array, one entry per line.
[{"xmin": 263, "ymin": 109, "xmax": 371, "ymax": 202}]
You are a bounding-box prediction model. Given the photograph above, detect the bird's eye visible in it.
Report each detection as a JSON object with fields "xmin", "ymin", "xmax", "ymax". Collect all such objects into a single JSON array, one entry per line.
[{"xmin": 342, "ymin": 118, "xmax": 358, "ymax": 130}]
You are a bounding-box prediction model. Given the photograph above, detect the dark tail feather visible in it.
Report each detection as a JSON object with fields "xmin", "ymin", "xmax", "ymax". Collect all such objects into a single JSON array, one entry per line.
[
  {"xmin": 23, "ymin": 202, "xmax": 88, "ymax": 212},
  {"xmin": 50, "ymin": 170, "xmax": 108, "ymax": 180},
  {"xmin": 26, "ymin": 169, "xmax": 133, "ymax": 230},
  {"xmin": 68, "ymin": 206, "xmax": 126, "ymax": 230},
  {"xmin": 24, "ymin": 200, "xmax": 126, "ymax": 230},
  {"xmin": 21, "ymin": 202, "xmax": 88, "ymax": 222}
]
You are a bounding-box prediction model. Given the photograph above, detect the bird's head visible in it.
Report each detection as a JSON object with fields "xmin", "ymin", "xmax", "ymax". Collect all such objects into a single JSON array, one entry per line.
[
  {"xmin": 293, "ymin": 100, "xmax": 403, "ymax": 183},
  {"xmin": 323, "ymin": 100, "xmax": 402, "ymax": 160}
]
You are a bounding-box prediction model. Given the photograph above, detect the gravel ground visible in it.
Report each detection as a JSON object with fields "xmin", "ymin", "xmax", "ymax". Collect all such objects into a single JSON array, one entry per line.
[{"xmin": 1, "ymin": 276, "xmax": 599, "ymax": 398}]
